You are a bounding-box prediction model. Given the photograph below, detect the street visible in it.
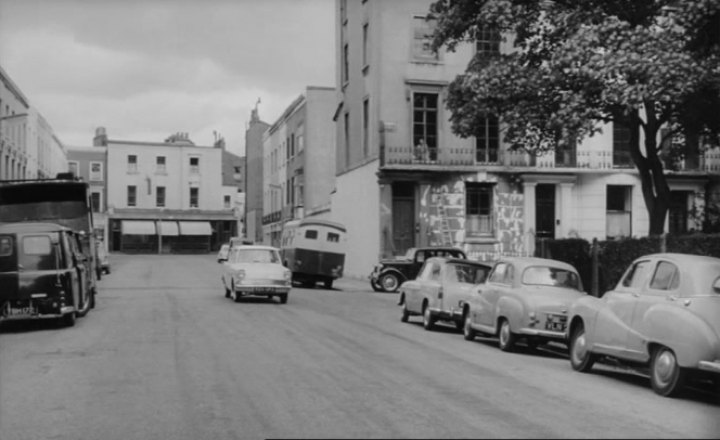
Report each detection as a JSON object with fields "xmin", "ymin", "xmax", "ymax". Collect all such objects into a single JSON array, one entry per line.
[{"xmin": 0, "ymin": 254, "xmax": 718, "ymax": 439}]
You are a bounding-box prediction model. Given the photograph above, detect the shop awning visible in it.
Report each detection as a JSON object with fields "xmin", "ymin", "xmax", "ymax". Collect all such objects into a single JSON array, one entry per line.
[
  {"xmin": 178, "ymin": 221, "xmax": 212, "ymax": 236},
  {"xmin": 157, "ymin": 221, "xmax": 179, "ymax": 236},
  {"xmin": 121, "ymin": 220, "xmax": 156, "ymax": 235}
]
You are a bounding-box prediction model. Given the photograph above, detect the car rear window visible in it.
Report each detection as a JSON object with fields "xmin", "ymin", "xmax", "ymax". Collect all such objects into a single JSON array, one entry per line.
[
  {"xmin": 20, "ymin": 235, "xmax": 56, "ymax": 271},
  {"xmin": 522, "ymin": 266, "xmax": 581, "ymax": 290},
  {"xmin": 446, "ymin": 262, "xmax": 490, "ymax": 284}
]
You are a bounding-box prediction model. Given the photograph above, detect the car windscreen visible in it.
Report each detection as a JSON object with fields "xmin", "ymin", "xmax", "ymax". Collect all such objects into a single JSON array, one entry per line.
[
  {"xmin": 445, "ymin": 262, "xmax": 490, "ymax": 284},
  {"xmin": 234, "ymin": 249, "xmax": 279, "ymax": 264},
  {"xmin": 20, "ymin": 234, "xmax": 58, "ymax": 271},
  {"xmin": 521, "ymin": 266, "xmax": 580, "ymax": 290}
]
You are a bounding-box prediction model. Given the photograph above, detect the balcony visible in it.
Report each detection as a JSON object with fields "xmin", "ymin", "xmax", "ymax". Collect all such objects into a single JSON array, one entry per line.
[{"xmin": 381, "ymin": 144, "xmax": 720, "ymax": 174}]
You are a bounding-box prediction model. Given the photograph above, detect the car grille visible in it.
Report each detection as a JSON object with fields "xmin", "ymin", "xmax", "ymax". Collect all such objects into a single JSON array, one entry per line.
[{"xmin": 245, "ymin": 278, "xmax": 287, "ymax": 286}]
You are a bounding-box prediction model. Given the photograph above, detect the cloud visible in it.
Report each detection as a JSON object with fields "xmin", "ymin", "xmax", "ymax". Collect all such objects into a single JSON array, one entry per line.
[{"xmin": 0, "ymin": 0, "xmax": 336, "ymax": 156}]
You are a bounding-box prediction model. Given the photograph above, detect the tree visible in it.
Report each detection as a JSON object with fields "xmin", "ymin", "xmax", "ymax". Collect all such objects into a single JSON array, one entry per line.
[{"xmin": 429, "ymin": 0, "xmax": 720, "ymax": 235}]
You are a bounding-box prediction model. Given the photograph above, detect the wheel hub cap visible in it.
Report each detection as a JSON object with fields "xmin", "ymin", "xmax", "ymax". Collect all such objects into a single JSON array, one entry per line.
[
  {"xmin": 654, "ymin": 351, "xmax": 676, "ymax": 385},
  {"xmin": 572, "ymin": 333, "xmax": 587, "ymax": 362}
]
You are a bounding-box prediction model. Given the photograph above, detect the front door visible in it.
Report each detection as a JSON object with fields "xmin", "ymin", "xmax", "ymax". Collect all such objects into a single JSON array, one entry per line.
[
  {"xmin": 536, "ymin": 184, "xmax": 556, "ymax": 239},
  {"xmin": 392, "ymin": 182, "xmax": 415, "ymax": 255}
]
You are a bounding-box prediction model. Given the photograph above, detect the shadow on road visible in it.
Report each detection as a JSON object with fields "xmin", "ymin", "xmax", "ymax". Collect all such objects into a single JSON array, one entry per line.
[{"xmin": 0, "ymin": 319, "xmax": 69, "ymax": 334}]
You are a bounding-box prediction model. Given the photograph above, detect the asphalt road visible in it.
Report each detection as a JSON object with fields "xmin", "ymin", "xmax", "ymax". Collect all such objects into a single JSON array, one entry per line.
[{"xmin": 0, "ymin": 254, "xmax": 718, "ymax": 439}]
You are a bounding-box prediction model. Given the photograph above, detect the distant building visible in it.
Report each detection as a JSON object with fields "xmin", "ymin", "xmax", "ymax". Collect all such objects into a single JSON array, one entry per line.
[
  {"xmin": 262, "ymin": 86, "xmax": 336, "ymax": 246},
  {"xmin": 0, "ymin": 65, "xmax": 66, "ymax": 180},
  {"xmin": 101, "ymin": 128, "xmax": 238, "ymax": 253},
  {"xmin": 219, "ymin": 137, "xmax": 246, "ymax": 239},
  {"xmin": 66, "ymin": 144, "xmax": 109, "ymax": 246},
  {"xmin": 245, "ymin": 104, "xmax": 270, "ymax": 244}
]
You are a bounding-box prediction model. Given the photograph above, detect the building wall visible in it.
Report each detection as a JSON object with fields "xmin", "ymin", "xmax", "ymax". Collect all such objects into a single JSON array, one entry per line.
[
  {"xmin": 331, "ymin": 159, "xmax": 381, "ymax": 278},
  {"xmin": 0, "ymin": 65, "xmax": 30, "ymax": 180},
  {"xmin": 303, "ymin": 86, "xmax": 336, "ymax": 214},
  {"xmin": 245, "ymin": 109, "xmax": 270, "ymax": 243}
]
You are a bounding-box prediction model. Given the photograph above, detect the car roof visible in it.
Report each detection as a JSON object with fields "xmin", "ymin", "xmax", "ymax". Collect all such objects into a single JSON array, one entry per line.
[
  {"xmin": 232, "ymin": 245, "xmax": 279, "ymax": 251},
  {"xmin": 415, "ymin": 246, "xmax": 465, "ymax": 252},
  {"xmin": 643, "ymin": 253, "xmax": 720, "ymax": 265},
  {"xmin": 0, "ymin": 222, "xmax": 70, "ymax": 233},
  {"xmin": 438, "ymin": 257, "xmax": 492, "ymax": 267},
  {"xmin": 496, "ymin": 256, "xmax": 578, "ymax": 272}
]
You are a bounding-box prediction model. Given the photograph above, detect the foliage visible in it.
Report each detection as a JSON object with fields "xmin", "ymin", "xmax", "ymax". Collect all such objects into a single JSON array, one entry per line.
[
  {"xmin": 429, "ymin": 0, "xmax": 720, "ymax": 235},
  {"xmin": 537, "ymin": 238, "xmax": 593, "ymax": 293},
  {"xmin": 666, "ymin": 233, "xmax": 720, "ymax": 258}
]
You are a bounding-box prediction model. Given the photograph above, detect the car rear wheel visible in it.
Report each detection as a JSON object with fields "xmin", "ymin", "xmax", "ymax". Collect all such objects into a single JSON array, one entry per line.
[
  {"xmin": 650, "ymin": 346, "xmax": 687, "ymax": 397},
  {"xmin": 278, "ymin": 294, "xmax": 288, "ymax": 304},
  {"xmin": 569, "ymin": 323, "xmax": 597, "ymax": 372},
  {"xmin": 498, "ymin": 319, "xmax": 516, "ymax": 352},
  {"xmin": 422, "ymin": 304, "xmax": 435, "ymax": 331},
  {"xmin": 379, "ymin": 273, "xmax": 401, "ymax": 293},
  {"xmin": 400, "ymin": 302, "xmax": 410, "ymax": 323},
  {"xmin": 463, "ymin": 312, "xmax": 476, "ymax": 341},
  {"xmin": 371, "ymin": 280, "xmax": 383, "ymax": 292},
  {"xmin": 224, "ymin": 284, "xmax": 231, "ymax": 298}
]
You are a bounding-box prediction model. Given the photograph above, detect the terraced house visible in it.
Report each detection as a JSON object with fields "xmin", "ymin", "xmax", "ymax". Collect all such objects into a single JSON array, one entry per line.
[{"xmin": 331, "ymin": 0, "xmax": 720, "ymax": 279}]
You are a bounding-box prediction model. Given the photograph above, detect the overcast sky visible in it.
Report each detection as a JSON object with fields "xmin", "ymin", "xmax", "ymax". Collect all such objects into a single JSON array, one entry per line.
[{"xmin": 0, "ymin": 0, "xmax": 336, "ymax": 157}]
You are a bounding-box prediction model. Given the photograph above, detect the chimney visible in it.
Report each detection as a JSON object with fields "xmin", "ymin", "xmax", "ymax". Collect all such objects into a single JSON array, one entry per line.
[{"xmin": 93, "ymin": 127, "xmax": 107, "ymax": 146}]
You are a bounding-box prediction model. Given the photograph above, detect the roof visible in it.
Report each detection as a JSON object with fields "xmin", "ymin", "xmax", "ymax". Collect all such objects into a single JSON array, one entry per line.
[
  {"xmin": 0, "ymin": 222, "xmax": 69, "ymax": 233},
  {"xmin": 498, "ymin": 256, "xmax": 578, "ymax": 272}
]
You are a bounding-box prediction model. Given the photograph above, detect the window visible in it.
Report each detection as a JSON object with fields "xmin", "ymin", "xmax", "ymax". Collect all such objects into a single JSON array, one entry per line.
[
  {"xmin": 68, "ymin": 161, "xmax": 79, "ymax": 176},
  {"xmin": 156, "ymin": 186, "xmax": 165, "ymax": 208},
  {"xmin": 363, "ymin": 98, "xmax": 369, "ymax": 157},
  {"xmin": 649, "ymin": 261, "xmax": 679, "ymax": 291},
  {"xmin": 412, "ymin": 92, "xmax": 438, "ymax": 161},
  {"xmin": 327, "ymin": 232, "xmax": 340, "ymax": 242},
  {"xmin": 412, "ymin": 16, "xmax": 439, "ymax": 61},
  {"xmin": 189, "ymin": 187, "xmax": 199, "ymax": 208},
  {"xmin": 489, "ymin": 263, "xmax": 508, "ymax": 284},
  {"xmin": 613, "ymin": 122, "xmax": 635, "ymax": 167},
  {"xmin": 466, "ymin": 183, "xmax": 494, "ymax": 237},
  {"xmin": 476, "ymin": 24, "xmax": 501, "ymax": 57},
  {"xmin": 668, "ymin": 191, "xmax": 690, "ymax": 235},
  {"xmin": 621, "ymin": 260, "xmax": 652, "ymax": 288},
  {"xmin": 127, "ymin": 185, "xmax": 137, "ymax": 207},
  {"xmin": 128, "ymin": 155, "xmax": 138, "ymax": 173},
  {"xmin": 343, "ymin": 43, "xmax": 349, "ymax": 84},
  {"xmin": 305, "ymin": 229, "xmax": 318, "ymax": 239},
  {"xmin": 476, "ymin": 116, "xmax": 499, "ymax": 163},
  {"xmin": 362, "ymin": 23, "xmax": 369, "ymax": 68},
  {"xmin": 89, "ymin": 162, "xmax": 103, "ymax": 181},
  {"xmin": 522, "ymin": 266, "xmax": 581, "ymax": 290},
  {"xmin": 224, "ymin": 195, "xmax": 231, "ymax": 209},
  {"xmin": 606, "ymin": 185, "xmax": 632, "ymax": 239},
  {"xmin": 91, "ymin": 192, "xmax": 101, "ymax": 213},
  {"xmin": 156, "ymin": 156, "xmax": 166, "ymax": 173},
  {"xmin": 21, "ymin": 235, "xmax": 54, "ymax": 271},
  {"xmin": 189, "ymin": 157, "xmax": 200, "ymax": 174},
  {"xmin": 0, "ymin": 236, "xmax": 12, "ymax": 256}
]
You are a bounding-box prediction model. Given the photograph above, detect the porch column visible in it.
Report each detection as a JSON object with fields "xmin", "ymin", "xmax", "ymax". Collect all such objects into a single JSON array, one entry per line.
[
  {"xmin": 522, "ymin": 182, "xmax": 537, "ymax": 237},
  {"xmin": 559, "ymin": 183, "xmax": 574, "ymax": 238}
]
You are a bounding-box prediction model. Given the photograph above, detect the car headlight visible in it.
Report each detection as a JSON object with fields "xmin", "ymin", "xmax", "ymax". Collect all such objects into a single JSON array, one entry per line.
[
  {"xmin": 284, "ymin": 270, "xmax": 292, "ymax": 281},
  {"xmin": 234, "ymin": 269, "xmax": 246, "ymax": 283}
]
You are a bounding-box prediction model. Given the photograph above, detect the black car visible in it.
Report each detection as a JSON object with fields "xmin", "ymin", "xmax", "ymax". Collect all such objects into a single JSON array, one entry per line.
[
  {"xmin": 369, "ymin": 246, "xmax": 467, "ymax": 293},
  {"xmin": 0, "ymin": 222, "xmax": 95, "ymax": 327}
]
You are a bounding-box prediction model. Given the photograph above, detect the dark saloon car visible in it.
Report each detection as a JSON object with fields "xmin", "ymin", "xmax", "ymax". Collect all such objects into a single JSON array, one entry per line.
[
  {"xmin": 369, "ymin": 246, "xmax": 467, "ymax": 293},
  {"xmin": 0, "ymin": 222, "xmax": 95, "ymax": 327}
]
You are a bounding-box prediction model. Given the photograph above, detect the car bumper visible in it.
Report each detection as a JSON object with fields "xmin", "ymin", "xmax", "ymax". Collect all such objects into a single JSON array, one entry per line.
[
  {"xmin": 698, "ymin": 360, "xmax": 720, "ymax": 374},
  {"xmin": 1, "ymin": 305, "xmax": 76, "ymax": 321},
  {"xmin": 517, "ymin": 328, "xmax": 567, "ymax": 340},
  {"xmin": 233, "ymin": 285, "xmax": 291, "ymax": 296}
]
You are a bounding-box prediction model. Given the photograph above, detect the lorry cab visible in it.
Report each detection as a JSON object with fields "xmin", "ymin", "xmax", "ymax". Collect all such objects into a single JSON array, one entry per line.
[{"xmin": 0, "ymin": 222, "xmax": 94, "ymax": 327}]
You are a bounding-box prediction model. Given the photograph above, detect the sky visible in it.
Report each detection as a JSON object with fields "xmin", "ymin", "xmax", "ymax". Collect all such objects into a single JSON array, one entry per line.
[{"xmin": 0, "ymin": 0, "xmax": 336, "ymax": 157}]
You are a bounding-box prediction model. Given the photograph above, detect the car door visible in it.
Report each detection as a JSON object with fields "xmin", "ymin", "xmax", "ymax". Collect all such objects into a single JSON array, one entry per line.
[
  {"xmin": 592, "ymin": 259, "xmax": 653, "ymax": 357},
  {"xmin": 406, "ymin": 261, "xmax": 432, "ymax": 313},
  {"xmin": 626, "ymin": 259, "xmax": 680, "ymax": 362},
  {"xmin": 476, "ymin": 262, "xmax": 512, "ymax": 328},
  {"xmin": 419, "ymin": 260, "xmax": 443, "ymax": 311}
]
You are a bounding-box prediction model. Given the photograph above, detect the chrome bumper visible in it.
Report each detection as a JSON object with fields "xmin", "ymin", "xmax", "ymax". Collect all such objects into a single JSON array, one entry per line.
[{"xmin": 698, "ymin": 360, "xmax": 720, "ymax": 374}]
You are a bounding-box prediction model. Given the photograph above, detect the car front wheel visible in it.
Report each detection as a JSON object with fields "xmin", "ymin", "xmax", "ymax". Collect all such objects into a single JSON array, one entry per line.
[
  {"xmin": 569, "ymin": 323, "xmax": 597, "ymax": 372},
  {"xmin": 463, "ymin": 312, "xmax": 476, "ymax": 341},
  {"xmin": 379, "ymin": 273, "xmax": 401, "ymax": 293},
  {"xmin": 400, "ymin": 302, "xmax": 409, "ymax": 323},
  {"xmin": 650, "ymin": 346, "xmax": 687, "ymax": 397},
  {"xmin": 497, "ymin": 318, "xmax": 516, "ymax": 352},
  {"xmin": 278, "ymin": 294, "xmax": 288, "ymax": 304},
  {"xmin": 422, "ymin": 305, "xmax": 435, "ymax": 331}
]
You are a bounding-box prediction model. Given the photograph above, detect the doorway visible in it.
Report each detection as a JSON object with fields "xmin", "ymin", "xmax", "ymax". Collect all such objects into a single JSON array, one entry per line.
[
  {"xmin": 536, "ymin": 184, "xmax": 556, "ymax": 239},
  {"xmin": 392, "ymin": 182, "xmax": 416, "ymax": 255}
]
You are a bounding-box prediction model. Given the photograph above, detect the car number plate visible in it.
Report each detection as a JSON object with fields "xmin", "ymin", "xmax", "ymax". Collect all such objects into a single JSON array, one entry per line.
[
  {"xmin": 8, "ymin": 305, "xmax": 37, "ymax": 317},
  {"xmin": 252, "ymin": 287, "xmax": 277, "ymax": 293},
  {"xmin": 544, "ymin": 315, "xmax": 566, "ymax": 332}
]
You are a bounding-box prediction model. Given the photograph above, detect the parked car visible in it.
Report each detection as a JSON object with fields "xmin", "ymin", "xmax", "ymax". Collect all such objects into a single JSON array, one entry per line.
[
  {"xmin": 462, "ymin": 257, "xmax": 586, "ymax": 351},
  {"xmin": 369, "ymin": 246, "xmax": 467, "ymax": 293},
  {"xmin": 217, "ymin": 243, "xmax": 230, "ymax": 263},
  {"xmin": 398, "ymin": 257, "xmax": 493, "ymax": 331},
  {"xmin": 0, "ymin": 222, "xmax": 95, "ymax": 327},
  {"xmin": 220, "ymin": 245, "xmax": 292, "ymax": 304},
  {"xmin": 567, "ymin": 253, "xmax": 720, "ymax": 397},
  {"xmin": 96, "ymin": 241, "xmax": 111, "ymax": 274}
]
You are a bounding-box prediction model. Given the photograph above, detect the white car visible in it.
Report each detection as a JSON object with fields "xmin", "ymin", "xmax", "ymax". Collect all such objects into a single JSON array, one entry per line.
[{"xmin": 221, "ymin": 245, "xmax": 292, "ymax": 304}]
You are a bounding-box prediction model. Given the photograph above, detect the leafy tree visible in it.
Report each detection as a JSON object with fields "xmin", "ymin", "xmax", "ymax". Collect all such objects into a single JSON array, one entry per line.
[{"xmin": 429, "ymin": 0, "xmax": 720, "ymax": 235}]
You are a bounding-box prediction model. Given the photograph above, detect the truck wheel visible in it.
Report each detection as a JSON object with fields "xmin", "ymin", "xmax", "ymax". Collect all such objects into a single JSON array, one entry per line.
[
  {"xmin": 379, "ymin": 273, "xmax": 401, "ymax": 293},
  {"xmin": 650, "ymin": 346, "xmax": 687, "ymax": 397},
  {"xmin": 498, "ymin": 319, "xmax": 516, "ymax": 352}
]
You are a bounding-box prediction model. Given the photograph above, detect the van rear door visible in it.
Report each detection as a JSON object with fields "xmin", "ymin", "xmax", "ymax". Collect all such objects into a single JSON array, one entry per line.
[{"xmin": 0, "ymin": 234, "xmax": 19, "ymax": 300}]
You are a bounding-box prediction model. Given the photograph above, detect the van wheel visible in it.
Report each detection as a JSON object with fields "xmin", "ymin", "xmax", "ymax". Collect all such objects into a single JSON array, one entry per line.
[
  {"xmin": 323, "ymin": 279, "xmax": 333, "ymax": 289},
  {"xmin": 650, "ymin": 346, "xmax": 687, "ymax": 397},
  {"xmin": 62, "ymin": 312, "xmax": 76, "ymax": 327}
]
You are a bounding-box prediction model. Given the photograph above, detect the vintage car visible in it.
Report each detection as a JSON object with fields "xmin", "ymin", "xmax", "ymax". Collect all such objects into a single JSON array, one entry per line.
[
  {"xmin": 220, "ymin": 245, "xmax": 292, "ymax": 304},
  {"xmin": 369, "ymin": 246, "xmax": 467, "ymax": 293},
  {"xmin": 0, "ymin": 222, "xmax": 95, "ymax": 327},
  {"xmin": 398, "ymin": 257, "xmax": 493, "ymax": 331},
  {"xmin": 462, "ymin": 257, "xmax": 586, "ymax": 351},
  {"xmin": 567, "ymin": 253, "xmax": 720, "ymax": 397}
]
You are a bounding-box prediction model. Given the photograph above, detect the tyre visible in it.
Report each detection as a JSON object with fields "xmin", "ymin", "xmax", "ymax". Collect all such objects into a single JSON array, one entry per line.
[
  {"xmin": 62, "ymin": 312, "xmax": 76, "ymax": 327},
  {"xmin": 279, "ymin": 294, "xmax": 288, "ymax": 304},
  {"xmin": 233, "ymin": 291, "xmax": 242, "ymax": 303},
  {"xmin": 89, "ymin": 288, "xmax": 96, "ymax": 309},
  {"xmin": 422, "ymin": 304, "xmax": 435, "ymax": 331},
  {"xmin": 224, "ymin": 286, "xmax": 230, "ymax": 298},
  {"xmin": 569, "ymin": 323, "xmax": 597, "ymax": 372},
  {"xmin": 77, "ymin": 290, "xmax": 91, "ymax": 318},
  {"xmin": 379, "ymin": 273, "xmax": 401, "ymax": 293},
  {"xmin": 497, "ymin": 318, "xmax": 516, "ymax": 352},
  {"xmin": 324, "ymin": 279, "xmax": 333, "ymax": 289},
  {"xmin": 463, "ymin": 312, "xmax": 476, "ymax": 341},
  {"xmin": 454, "ymin": 318, "xmax": 464, "ymax": 333},
  {"xmin": 650, "ymin": 346, "xmax": 687, "ymax": 397},
  {"xmin": 371, "ymin": 280, "xmax": 383, "ymax": 292},
  {"xmin": 400, "ymin": 303, "xmax": 410, "ymax": 323}
]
